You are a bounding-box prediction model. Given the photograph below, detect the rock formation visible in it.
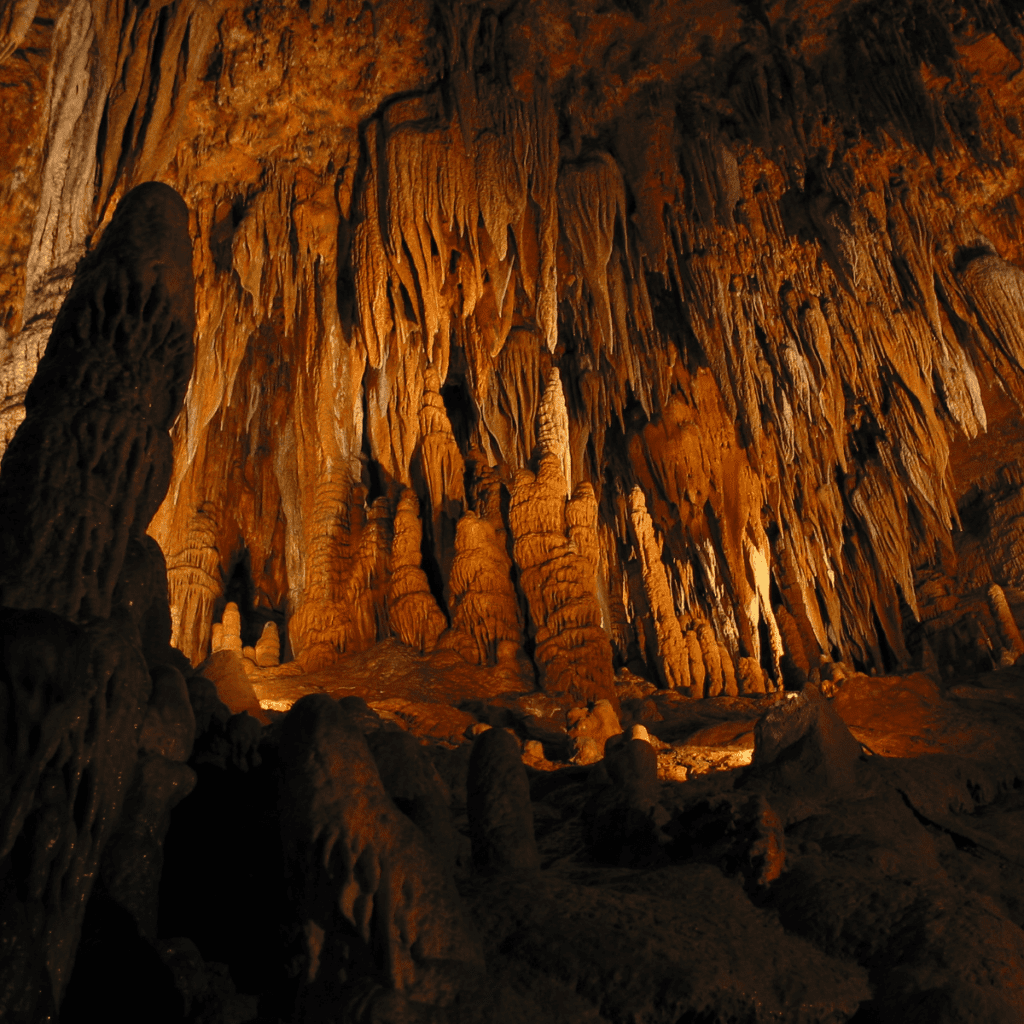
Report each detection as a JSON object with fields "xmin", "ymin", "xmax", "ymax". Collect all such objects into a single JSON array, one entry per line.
[
  {"xmin": 437, "ymin": 509, "xmax": 522, "ymax": 666},
  {"xmin": 278, "ymin": 695, "xmax": 483, "ymax": 1017},
  {"xmin": 0, "ymin": 0, "xmax": 1016, "ymax": 698},
  {"xmin": 510, "ymin": 454, "xmax": 618, "ymax": 705},
  {"xmin": 466, "ymin": 726, "xmax": 540, "ymax": 874},
  {"xmin": 387, "ymin": 489, "xmax": 448, "ymax": 653},
  {"xmin": 0, "ymin": 180, "xmax": 194, "ymax": 620},
  {"xmin": 0, "ymin": 179, "xmax": 195, "ymax": 1020},
  {"xmin": 7, "ymin": 0, "xmax": 1024, "ymax": 1020}
]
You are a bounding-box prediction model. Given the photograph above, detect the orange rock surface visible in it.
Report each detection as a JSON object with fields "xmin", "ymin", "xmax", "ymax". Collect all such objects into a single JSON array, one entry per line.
[{"xmin": 6, "ymin": 1, "xmax": 1024, "ymax": 706}]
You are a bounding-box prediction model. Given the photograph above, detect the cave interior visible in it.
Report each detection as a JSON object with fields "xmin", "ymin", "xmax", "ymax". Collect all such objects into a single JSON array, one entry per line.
[{"xmin": 4, "ymin": 0, "xmax": 1024, "ymax": 1021}]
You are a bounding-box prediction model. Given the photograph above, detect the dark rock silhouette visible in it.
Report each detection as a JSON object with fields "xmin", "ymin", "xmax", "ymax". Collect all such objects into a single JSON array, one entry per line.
[
  {"xmin": 0, "ymin": 181, "xmax": 195, "ymax": 1021},
  {"xmin": 0, "ymin": 181, "xmax": 194, "ymax": 622},
  {"xmin": 366, "ymin": 726, "xmax": 460, "ymax": 876},
  {"xmin": 278, "ymin": 694, "xmax": 484, "ymax": 1021},
  {"xmin": 466, "ymin": 726, "xmax": 540, "ymax": 874},
  {"xmin": 585, "ymin": 735, "xmax": 663, "ymax": 867}
]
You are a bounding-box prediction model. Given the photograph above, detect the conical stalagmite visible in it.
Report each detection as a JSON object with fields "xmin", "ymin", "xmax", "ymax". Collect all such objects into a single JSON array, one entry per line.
[
  {"xmin": 628, "ymin": 487, "xmax": 692, "ymax": 693},
  {"xmin": 254, "ymin": 621, "xmax": 280, "ymax": 668},
  {"xmin": 388, "ymin": 489, "xmax": 447, "ymax": 654},
  {"xmin": 510, "ymin": 454, "xmax": 617, "ymax": 706}
]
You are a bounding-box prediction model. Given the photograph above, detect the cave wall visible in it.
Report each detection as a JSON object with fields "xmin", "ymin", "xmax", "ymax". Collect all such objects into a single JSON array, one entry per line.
[{"xmin": 5, "ymin": 0, "xmax": 1024, "ymax": 695}]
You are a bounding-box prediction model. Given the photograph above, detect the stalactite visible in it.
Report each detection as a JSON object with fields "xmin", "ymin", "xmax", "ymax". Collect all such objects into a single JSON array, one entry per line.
[
  {"xmin": 537, "ymin": 367, "xmax": 571, "ymax": 497},
  {"xmin": 8, "ymin": 0, "xmax": 1024, "ymax": 693}
]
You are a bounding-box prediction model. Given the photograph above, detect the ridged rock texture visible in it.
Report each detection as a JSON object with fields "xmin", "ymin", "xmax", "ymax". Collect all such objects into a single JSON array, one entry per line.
[
  {"xmin": 278, "ymin": 695, "xmax": 484, "ymax": 1018},
  {"xmin": 8, "ymin": 1, "xmax": 1024, "ymax": 697},
  {"xmin": 0, "ymin": 180, "xmax": 195, "ymax": 1021}
]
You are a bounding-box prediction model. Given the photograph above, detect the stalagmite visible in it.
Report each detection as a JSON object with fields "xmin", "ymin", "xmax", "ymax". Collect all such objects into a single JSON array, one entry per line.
[
  {"xmin": 566, "ymin": 482, "xmax": 601, "ymax": 581},
  {"xmin": 437, "ymin": 511, "xmax": 522, "ymax": 666},
  {"xmin": 0, "ymin": 182, "xmax": 195, "ymax": 1021},
  {"xmin": 987, "ymin": 584, "xmax": 1024, "ymax": 664},
  {"xmin": 254, "ymin": 621, "xmax": 280, "ymax": 668},
  {"xmin": 388, "ymin": 489, "xmax": 447, "ymax": 654},
  {"xmin": 418, "ymin": 368, "xmax": 466, "ymax": 587},
  {"xmin": 776, "ymin": 604, "xmax": 812, "ymax": 685},
  {"xmin": 509, "ymin": 453, "xmax": 616, "ymax": 706},
  {"xmin": 219, "ymin": 602, "xmax": 243, "ymax": 656},
  {"xmin": 163, "ymin": 505, "xmax": 223, "ymax": 666},
  {"xmin": 628, "ymin": 487, "xmax": 692, "ymax": 692},
  {"xmin": 290, "ymin": 488, "xmax": 391, "ymax": 670},
  {"xmin": 466, "ymin": 727, "xmax": 540, "ymax": 874},
  {"xmin": 738, "ymin": 657, "xmax": 768, "ymax": 697},
  {"xmin": 0, "ymin": 182, "xmax": 194, "ymax": 619}
]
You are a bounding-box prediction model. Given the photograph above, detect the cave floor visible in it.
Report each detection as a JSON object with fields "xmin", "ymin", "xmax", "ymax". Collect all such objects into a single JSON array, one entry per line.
[
  {"xmin": 244, "ymin": 640, "xmax": 1024, "ymax": 777},
  {"xmin": 176, "ymin": 648, "xmax": 1024, "ymax": 1022}
]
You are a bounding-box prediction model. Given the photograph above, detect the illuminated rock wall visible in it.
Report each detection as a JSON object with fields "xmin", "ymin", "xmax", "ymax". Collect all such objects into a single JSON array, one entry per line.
[{"xmin": 5, "ymin": 0, "xmax": 1024, "ymax": 696}]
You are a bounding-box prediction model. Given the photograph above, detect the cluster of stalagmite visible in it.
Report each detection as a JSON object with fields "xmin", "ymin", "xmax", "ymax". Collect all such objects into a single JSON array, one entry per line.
[
  {"xmin": 509, "ymin": 454, "xmax": 617, "ymax": 705},
  {"xmin": 6, "ymin": 0, "xmax": 1024, "ymax": 694},
  {"xmin": 437, "ymin": 511, "xmax": 522, "ymax": 666}
]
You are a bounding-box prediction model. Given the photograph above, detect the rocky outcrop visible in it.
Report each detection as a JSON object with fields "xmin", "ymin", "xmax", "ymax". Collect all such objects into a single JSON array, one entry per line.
[
  {"xmin": 466, "ymin": 727, "xmax": 540, "ymax": 874},
  {"xmin": 0, "ymin": 180, "xmax": 195, "ymax": 1020},
  {"xmin": 278, "ymin": 695, "xmax": 483, "ymax": 1018}
]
